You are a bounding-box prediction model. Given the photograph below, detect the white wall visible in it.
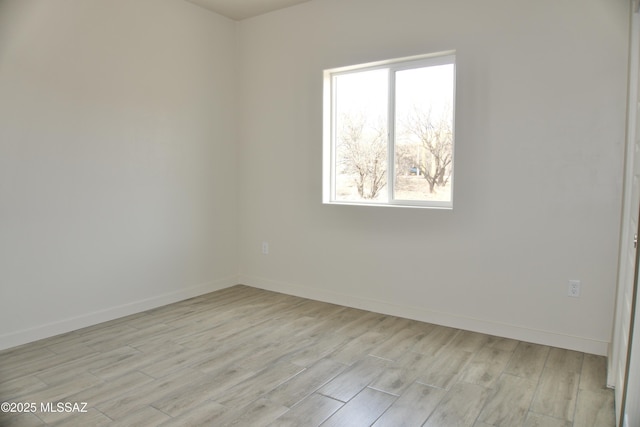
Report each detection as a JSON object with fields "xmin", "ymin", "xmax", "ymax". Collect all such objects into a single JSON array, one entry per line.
[
  {"xmin": 0, "ymin": 0, "xmax": 239, "ymax": 349},
  {"xmin": 237, "ymin": 0, "xmax": 630, "ymax": 355}
]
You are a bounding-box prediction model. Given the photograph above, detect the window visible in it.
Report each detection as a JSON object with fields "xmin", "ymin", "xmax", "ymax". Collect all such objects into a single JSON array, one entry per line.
[{"xmin": 323, "ymin": 52, "xmax": 456, "ymax": 208}]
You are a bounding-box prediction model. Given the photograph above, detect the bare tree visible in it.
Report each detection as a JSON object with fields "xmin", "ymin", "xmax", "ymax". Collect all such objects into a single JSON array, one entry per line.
[
  {"xmin": 337, "ymin": 113, "xmax": 387, "ymax": 199},
  {"xmin": 395, "ymin": 143, "xmax": 417, "ymax": 177},
  {"xmin": 402, "ymin": 107, "xmax": 453, "ymax": 193}
]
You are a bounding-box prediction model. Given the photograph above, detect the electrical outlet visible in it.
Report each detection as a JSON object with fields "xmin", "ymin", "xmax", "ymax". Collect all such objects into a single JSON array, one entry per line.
[
  {"xmin": 568, "ymin": 280, "xmax": 581, "ymax": 298},
  {"xmin": 262, "ymin": 241, "xmax": 269, "ymax": 255}
]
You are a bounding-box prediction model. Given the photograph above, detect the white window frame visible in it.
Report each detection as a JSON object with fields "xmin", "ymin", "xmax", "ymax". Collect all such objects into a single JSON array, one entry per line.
[{"xmin": 322, "ymin": 51, "xmax": 456, "ymax": 209}]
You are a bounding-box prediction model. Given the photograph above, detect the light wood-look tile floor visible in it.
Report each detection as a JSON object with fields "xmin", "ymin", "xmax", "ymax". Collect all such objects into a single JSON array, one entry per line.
[{"xmin": 0, "ymin": 285, "xmax": 615, "ymax": 427}]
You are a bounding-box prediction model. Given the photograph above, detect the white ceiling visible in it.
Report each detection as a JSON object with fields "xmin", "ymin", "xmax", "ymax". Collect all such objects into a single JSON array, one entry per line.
[{"xmin": 184, "ymin": 0, "xmax": 312, "ymax": 21}]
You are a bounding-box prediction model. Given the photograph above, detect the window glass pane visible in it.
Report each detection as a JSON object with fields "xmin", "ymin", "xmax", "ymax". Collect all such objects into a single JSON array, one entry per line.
[
  {"xmin": 334, "ymin": 69, "xmax": 389, "ymax": 202},
  {"xmin": 394, "ymin": 64, "xmax": 454, "ymax": 202}
]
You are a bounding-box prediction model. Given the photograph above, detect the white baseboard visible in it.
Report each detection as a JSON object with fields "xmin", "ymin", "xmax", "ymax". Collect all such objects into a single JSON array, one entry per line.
[
  {"xmin": 239, "ymin": 274, "xmax": 609, "ymax": 356},
  {"xmin": 0, "ymin": 276, "xmax": 237, "ymax": 351},
  {"xmin": 2, "ymin": 274, "xmax": 609, "ymax": 356}
]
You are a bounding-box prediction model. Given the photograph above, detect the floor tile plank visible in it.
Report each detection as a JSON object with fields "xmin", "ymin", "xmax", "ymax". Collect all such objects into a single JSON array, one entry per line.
[
  {"xmin": 523, "ymin": 412, "xmax": 572, "ymax": 427},
  {"xmin": 368, "ymin": 327, "xmax": 426, "ymax": 361},
  {"xmin": 459, "ymin": 346, "xmax": 514, "ymax": 388},
  {"xmin": 372, "ymin": 382, "xmax": 446, "ymax": 427},
  {"xmin": 573, "ymin": 389, "xmax": 616, "ymax": 427},
  {"xmin": 0, "ymin": 412, "xmax": 46, "ymax": 427},
  {"xmin": 423, "ymin": 382, "xmax": 491, "ymax": 427},
  {"xmin": 269, "ymin": 393, "xmax": 343, "ymax": 427},
  {"xmin": 476, "ymin": 374, "xmax": 538, "ymax": 427},
  {"xmin": 579, "ymin": 354, "xmax": 609, "ymax": 391},
  {"xmin": 95, "ymin": 368, "xmax": 203, "ymax": 420},
  {"xmin": 530, "ymin": 348, "xmax": 583, "ymax": 422},
  {"xmin": 151, "ymin": 367, "xmax": 254, "ymax": 417},
  {"xmin": 370, "ymin": 351, "xmax": 432, "ymax": 395},
  {"xmin": 107, "ymin": 406, "xmax": 171, "ymax": 427},
  {"xmin": 504, "ymin": 342, "xmax": 549, "ymax": 380},
  {"xmin": 48, "ymin": 408, "xmax": 113, "ymax": 427},
  {"xmin": 412, "ymin": 326, "xmax": 459, "ymax": 357},
  {"xmin": 417, "ymin": 349, "xmax": 474, "ymax": 390},
  {"xmin": 265, "ymin": 358, "xmax": 347, "ymax": 408},
  {"xmin": 224, "ymin": 397, "xmax": 289, "ymax": 427},
  {"xmin": 321, "ymin": 387, "xmax": 396, "ymax": 427},
  {"xmin": 215, "ymin": 362, "xmax": 304, "ymax": 408},
  {"xmin": 318, "ymin": 356, "xmax": 389, "ymax": 402},
  {"xmin": 329, "ymin": 330, "xmax": 388, "ymax": 365}
]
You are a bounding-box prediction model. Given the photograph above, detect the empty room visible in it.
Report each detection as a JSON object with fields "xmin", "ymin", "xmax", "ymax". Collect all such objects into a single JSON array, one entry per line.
[{"xmin": 1, "ymin": 0, "xmax": 638, "ymax": 426}]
